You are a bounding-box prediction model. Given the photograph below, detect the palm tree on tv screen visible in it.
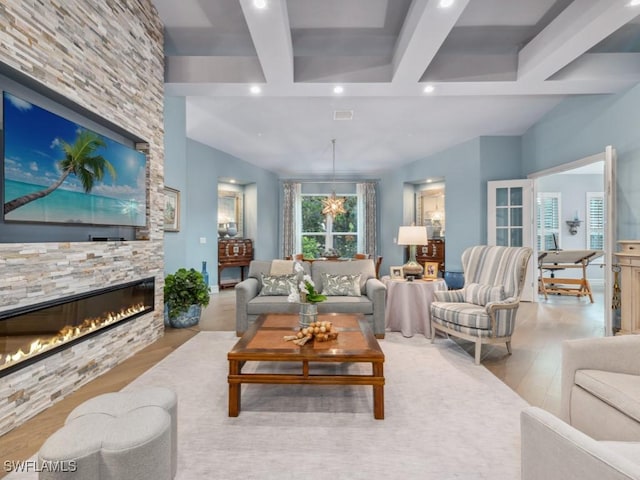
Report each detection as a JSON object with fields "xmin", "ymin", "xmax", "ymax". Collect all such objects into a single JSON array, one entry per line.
[{"xmin": 3, "ymin": 130, "xmax": 116, "ymax": 214}]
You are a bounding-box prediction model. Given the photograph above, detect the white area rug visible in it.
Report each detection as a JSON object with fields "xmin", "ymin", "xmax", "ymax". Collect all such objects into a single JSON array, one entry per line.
[{"xmin": 9, "ymin": 332, "xmax": 529, "ymax": 479}]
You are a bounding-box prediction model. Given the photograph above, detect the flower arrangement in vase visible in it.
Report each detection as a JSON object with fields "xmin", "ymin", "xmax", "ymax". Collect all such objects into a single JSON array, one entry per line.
[{"xmin": 287, "ymin": 262, "xmax": 326, "ymax": 327}]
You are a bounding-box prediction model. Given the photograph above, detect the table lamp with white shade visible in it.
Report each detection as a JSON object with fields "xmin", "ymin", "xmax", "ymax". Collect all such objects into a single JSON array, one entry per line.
[{"xmin": 397, "ymin": 225, "xmax": 428, "ymax": 278}]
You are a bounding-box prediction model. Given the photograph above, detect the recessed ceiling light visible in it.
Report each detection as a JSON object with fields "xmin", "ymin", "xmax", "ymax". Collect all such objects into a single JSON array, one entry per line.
[
  {"xmin": 253, "ymin": 0, "xmax": 267, "ymax": 9},
  {"xmin": 423, "ymin": 84, "xmax": 435, "ymax": 93},
  {"xmin": 629, "ymin": 0, "xmax": 640, "ymax": 6},
  {"xmin": 333, "ymin": 86, "xmax": 344, "ymax": 94},
  {"xmin": 438, "ymin": 0, "xmax": 455, "ymax": 8},
  {"xmin": 230, "ymin": 179, "xmax": 236, "ymax": 184},
  {"xmin": 250, "ymin": 85, "xmax": 261, "ymax": 94}
]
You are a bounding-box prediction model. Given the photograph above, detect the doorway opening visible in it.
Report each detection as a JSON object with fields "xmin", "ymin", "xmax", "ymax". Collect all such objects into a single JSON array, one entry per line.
[{"xmin": 528, "ymin": 147, "xmax": 615, "ymax": 337}]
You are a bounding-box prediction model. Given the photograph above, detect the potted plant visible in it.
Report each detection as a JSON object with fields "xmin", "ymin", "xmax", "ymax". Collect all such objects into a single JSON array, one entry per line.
[{"xmin": 164, "ymin": 268, "xmax": 211, "ymax": 328}]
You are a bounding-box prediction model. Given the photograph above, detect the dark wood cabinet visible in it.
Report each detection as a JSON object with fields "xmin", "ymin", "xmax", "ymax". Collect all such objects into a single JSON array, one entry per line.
[
  {"xmin": 218, "ymin": 238, "xmax": 253, "ymax": 289},
  {"xmin": 414, "ymin": 239, "xmax": 445, "ymax": 274}
]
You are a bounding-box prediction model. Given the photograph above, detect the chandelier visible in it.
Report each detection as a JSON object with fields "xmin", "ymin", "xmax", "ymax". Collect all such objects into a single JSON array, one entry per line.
[{"xmin": 321, "ymin": 139, "xmax": 346, "ymax": 217}]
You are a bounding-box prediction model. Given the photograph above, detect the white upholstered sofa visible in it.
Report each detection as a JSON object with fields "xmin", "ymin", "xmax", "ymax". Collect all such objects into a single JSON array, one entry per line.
[
  {"xmin": 521, "ymin": 406, "xmax": 640, "ymax": 480},
  {"xmin": 521, "ymin": 334, "xmax": 640, "ymax": 480},
  {"xmin": 561, "ymin": 334, "xmax": 640, "ymax": 441},
  {"xmin": 235, "ymin": 259, "xmax": 386, "ymax": 337}
]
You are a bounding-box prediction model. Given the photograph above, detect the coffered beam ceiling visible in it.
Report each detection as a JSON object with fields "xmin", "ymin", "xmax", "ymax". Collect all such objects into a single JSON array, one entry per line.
[
  {"xmin": 157, "ymin": 0, "xmax": 640, "ymax": 175},
  {"xmin": 392, "ymin": 0, "xmax": 470, "ymax": 83},
  {"xmin": 238, "ymin": 0, "xmax": 293, "ymax": 84},
  {"xmin": 518, "ymin": 0, "xmax": 640, "ymax": 81}
]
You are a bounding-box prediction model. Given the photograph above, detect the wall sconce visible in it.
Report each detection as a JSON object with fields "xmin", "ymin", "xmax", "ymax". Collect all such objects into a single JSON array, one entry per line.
[{"xmin": 566, "ymin": 219, "xmax": 582, "ymax": 235}]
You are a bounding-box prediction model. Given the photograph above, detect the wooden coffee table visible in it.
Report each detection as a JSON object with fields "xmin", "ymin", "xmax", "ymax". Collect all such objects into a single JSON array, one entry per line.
[{"xmin": 228, "ymin": 313, "xmax": 385, "ymax": 419}]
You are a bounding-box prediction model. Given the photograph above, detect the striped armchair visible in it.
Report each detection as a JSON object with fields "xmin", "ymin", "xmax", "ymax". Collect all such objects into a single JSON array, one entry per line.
[{"xmin": 430, "ymin": 245, "xmax": 532, "ymax": 364}]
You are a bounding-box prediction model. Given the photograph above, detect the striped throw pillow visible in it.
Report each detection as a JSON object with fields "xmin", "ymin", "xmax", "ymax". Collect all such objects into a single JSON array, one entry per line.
[{"xmin": 464, "ymin": 283, "xmax": 505, "ymax": 306}]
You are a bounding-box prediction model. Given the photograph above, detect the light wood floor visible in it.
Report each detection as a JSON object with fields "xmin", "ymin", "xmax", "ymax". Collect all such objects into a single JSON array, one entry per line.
[{"xmin": 0, "ymin": 287, "xmax": 604, "ymax": 477}]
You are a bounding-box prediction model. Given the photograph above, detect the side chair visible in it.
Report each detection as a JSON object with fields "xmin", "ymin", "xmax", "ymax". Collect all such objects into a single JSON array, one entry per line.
[{"xmin": 430, "ymin": 245, "xmax": 532, "ymax": 364}]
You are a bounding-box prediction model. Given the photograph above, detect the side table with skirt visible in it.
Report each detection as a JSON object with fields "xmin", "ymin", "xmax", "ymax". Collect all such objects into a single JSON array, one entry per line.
[{"xmin": 382, "ymin": 276, "xmax": 447, "ymax": 338}]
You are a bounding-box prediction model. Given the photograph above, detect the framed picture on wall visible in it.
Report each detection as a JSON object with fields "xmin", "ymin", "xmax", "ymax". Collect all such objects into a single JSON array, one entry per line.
[
  {"xmin": 424, "ymin": 261, "xmax": 439, "ymax": 279},
  {"xmin": 164, "ymin": 187, "xmax": 180, "ymax": 232}
]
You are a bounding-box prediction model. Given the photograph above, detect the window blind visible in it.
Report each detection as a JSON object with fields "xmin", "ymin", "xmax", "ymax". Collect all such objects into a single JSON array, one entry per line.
[{"xmin": 537, "ymin": 193, "xmax": 560, "ymax": 250}]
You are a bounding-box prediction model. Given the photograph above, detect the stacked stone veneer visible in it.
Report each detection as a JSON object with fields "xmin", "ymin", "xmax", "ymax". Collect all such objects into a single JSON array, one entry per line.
[{"xmin": 0, "ymin": 0, "xmax": 165, "ymax": 435}]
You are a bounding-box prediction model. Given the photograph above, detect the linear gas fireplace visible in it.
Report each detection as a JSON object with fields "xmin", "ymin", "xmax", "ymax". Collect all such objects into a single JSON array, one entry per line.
[{"xmin": 0, "ymin": 277, "xmax": 155, "ymax": 378}]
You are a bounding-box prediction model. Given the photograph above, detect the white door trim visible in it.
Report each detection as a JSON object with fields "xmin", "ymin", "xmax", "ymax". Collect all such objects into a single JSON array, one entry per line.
[
  {"xmin": 526, "ymin": 147, "xmax": 615, "ymax": 335},
  {"xmin": 487, "ymin": 179, "xmax": 536, "ymax": 302}
]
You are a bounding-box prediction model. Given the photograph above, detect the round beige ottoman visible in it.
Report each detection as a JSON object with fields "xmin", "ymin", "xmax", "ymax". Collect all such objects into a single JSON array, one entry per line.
[
  {"xmin": 38, "ymin": 406, "xmax": 171, "ymax": 480},
  {"xmin": 66, "ymin": 387, "xmax": 177, "ymax": 478}
]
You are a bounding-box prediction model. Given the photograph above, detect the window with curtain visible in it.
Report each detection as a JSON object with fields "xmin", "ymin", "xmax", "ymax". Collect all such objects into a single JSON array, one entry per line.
[
  {"xmin": 537, "ymin": 192, "xmax": 560, "ymax": 250},
  {"xmin": 586, "ymin": 192, "xmax": 604, "ymax": 250},
  {"xmin": 300, "ymin": 195, "xmax": 358, "ymax": 258}
]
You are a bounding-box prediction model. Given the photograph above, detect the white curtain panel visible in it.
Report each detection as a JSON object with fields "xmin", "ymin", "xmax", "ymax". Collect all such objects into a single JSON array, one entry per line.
[
  {"xmin": 357, "ymin": 182, "xmax": 377, "ymax": 258},
  {"xmin": 282, "ymin": 181, "xmax": 301, "ymax": 258}
]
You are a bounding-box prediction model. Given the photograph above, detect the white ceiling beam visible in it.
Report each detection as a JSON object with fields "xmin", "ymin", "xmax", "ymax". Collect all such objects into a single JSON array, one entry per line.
[
  {"xmin": 165, "ymin": 76, "xmax": 638, "ymax": 97},
  {"xmin": 392, "ymin": 0, "xmax": 470, "ymax": 84},
  {"xmin": 165, "ymin": 56, "xmax": 265, "ymax": 83},
  {"xmin": 518, "ymin": 0, "xmax": 640, "ymax": 82},
  {"xmin": 239, "ymin": 0, "xmax": 294, "ymax": 84},
  {"xmin": 551, "ymin": 52, "xmax": 640, "ymax": 81}
]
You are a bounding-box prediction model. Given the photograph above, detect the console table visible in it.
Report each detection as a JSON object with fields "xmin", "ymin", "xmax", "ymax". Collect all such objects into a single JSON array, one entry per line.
[{"xmin": 218, "ymin": 238, "xmax": 253, "ymax": 289}]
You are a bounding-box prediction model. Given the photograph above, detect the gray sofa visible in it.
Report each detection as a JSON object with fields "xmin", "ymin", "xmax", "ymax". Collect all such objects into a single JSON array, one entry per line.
[{"xmin": 235, "ymin": 259, "xmax": 386, "ymax": 337}]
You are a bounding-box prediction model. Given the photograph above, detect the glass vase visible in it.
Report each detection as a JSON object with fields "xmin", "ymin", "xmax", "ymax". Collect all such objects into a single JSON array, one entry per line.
[
  {"xmin": 299, "ymin": 303, "xmax": 318, "ymax": 329},
  {"xmin": 201, "ymin": 261, "xmax": 209, "ymax": 287}
]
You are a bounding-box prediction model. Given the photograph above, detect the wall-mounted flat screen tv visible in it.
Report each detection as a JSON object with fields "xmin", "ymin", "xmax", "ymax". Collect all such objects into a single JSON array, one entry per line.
[{"xmin": 2, "ymin": 92, "xmax": 147, "ymax": 227}]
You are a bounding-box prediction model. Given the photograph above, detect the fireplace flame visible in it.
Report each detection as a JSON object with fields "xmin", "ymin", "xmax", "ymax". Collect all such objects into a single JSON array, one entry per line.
[{"xmin": 1, "ymin": 303, "xmax": 147, "ymax": 371}]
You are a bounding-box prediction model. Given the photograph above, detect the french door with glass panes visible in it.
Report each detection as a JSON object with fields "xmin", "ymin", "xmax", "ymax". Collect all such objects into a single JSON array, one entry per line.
[{"xmin": 487, "ymin": 180, "xmax": 536, "ymax": 302}]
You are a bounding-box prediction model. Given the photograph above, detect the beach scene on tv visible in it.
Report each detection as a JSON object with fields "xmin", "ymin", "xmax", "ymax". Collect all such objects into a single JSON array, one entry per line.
[{"xmin": 2, "ymin": 92, "xmax": 147, "ymax": 227}]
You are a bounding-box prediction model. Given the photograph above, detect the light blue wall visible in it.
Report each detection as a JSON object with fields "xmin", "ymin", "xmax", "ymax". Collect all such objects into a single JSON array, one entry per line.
[
  {"xmin": 538, "ymin": 173, "xmax": 604, "ymax": 251},
  {"xmin": 379, "ymin": 138, "xmax": 484, "ymax": 274},
  {"xmin": 163, "ymin": 97, "xmax": 279, "ymax": 286},
  {"xmin": 522, "ymin": 83, "xmax": 640, "ymax": 240},
  {"xmin": 166, "ymin": 82, "xmax": 640, "ymax": 282},
  {"xmin": 186, "ymin": 140, "xmax": 279, "ymax": 286},
  {"xmin": 163, "ymin": 96, "xmax": 188, "ymax": 274},
  {"xmin": 378, "ymin": 136, "xmax": 523, "ymax": 275},
  {"xmin": 479, "ymin": 136, "xmax": 523, "ymax": 244}
]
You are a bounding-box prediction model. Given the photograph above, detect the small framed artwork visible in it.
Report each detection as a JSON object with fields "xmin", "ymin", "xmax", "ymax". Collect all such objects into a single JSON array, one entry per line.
[
  {"xmin": 164, "ymin": 187, "xmax": 180, "ymax": 232},
  {"xmin": 424, "ymin": 262, "xmax": 439, "ymax": 279},
  {"xmin": 390, "ymin": 266, "xmax": 404, "ymax": 280}
]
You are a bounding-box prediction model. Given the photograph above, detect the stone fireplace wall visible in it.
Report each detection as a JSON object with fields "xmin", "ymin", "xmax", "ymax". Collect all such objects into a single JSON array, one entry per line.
[{"xmin": 0, "ymin": 0, "xmax": 165, "ymax": 435}]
